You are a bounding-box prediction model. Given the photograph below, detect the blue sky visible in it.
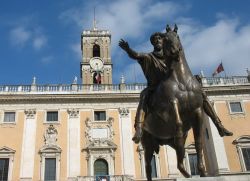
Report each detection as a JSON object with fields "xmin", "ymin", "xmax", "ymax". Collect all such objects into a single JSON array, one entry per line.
[{"xmin": 0, "ymin": 0, "xmax": 250, "ymax": 85}]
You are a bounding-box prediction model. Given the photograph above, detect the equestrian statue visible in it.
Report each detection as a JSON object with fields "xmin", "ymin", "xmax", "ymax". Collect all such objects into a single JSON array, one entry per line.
[{"xmin": 119, "ymin": 24, "xmax": 233, "ymax": 180}]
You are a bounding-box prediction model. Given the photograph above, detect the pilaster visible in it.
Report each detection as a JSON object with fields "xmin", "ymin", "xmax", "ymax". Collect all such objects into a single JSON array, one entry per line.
[
  {"xmin": 20, "ymin": 109, "xmax": 37, "ymax": 180},
  {"xmin": 67, "ymin": 108, "xmax": 81, "ymax": 178},
  {"xmin": 118, "ymin": 107, "xmax": 135, "ymax": 177}
]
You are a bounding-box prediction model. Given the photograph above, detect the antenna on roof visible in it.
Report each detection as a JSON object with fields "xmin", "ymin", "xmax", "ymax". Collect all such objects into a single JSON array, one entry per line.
[{"xmin": 93, "ymin": 7, "xmax": 97, "ymax": 30}]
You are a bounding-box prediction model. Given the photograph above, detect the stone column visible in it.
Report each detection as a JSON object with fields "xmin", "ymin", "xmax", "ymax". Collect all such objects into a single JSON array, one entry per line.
[
  {"xmin": 20, "ymin": 109, "xmax": 37, "ymax": 181},
  {"xmin": 118, "ymin": 107, "xmax": 135, "ymax": 176},
  {"xmin": 67, "ymin": 109, "xmax": 81, "ymax": 178},
  {"xmin": 204, "ymin": 103, "xmax": 230, "ymax": 175},
  {"xmin": 137, "ymin": 144, "xmax": 146, "ymax": 178}
]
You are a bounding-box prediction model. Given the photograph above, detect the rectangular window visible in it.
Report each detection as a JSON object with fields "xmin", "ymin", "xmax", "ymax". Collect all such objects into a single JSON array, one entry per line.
[
  {"xmin": 0, "ymin": 158, "xmax": 9, "ymax": 181},
  {"xmin": 242, "ymin": 148, "xmax": 250, "ymax": 171},
  {"xmin": 188, "ymin": 153, "xmax": 199, "ymax": 175},
  {"xmin": 94, "ymin": 111, "xmax": 106, "ymax": 121},
  {"xmin": 44, "ymin": 158, "xmax": 56, "ymax": 181},
  {"xmin": 46, "ymin": 111, "xmax": 58, "ymax": 122},
  {"xmin": 229, "ymin": 102, "xmax": 243, "ymax": 113},
  {"xmin": 3, "ymin": 112, "xmax": 15, "ymax": 123}
]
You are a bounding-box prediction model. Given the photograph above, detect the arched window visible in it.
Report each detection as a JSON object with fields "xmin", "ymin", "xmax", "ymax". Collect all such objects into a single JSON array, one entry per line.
[
  {"xmin": 93, "ymin": 44, "xmax": 100, "ymax": 57},
  {"xmin": 94, "ymin": 159, "xmax": 108, "ymax": 176},
  {"xmin": 233, "ymin": 135, "xmax": 250, "ymax": 171}
]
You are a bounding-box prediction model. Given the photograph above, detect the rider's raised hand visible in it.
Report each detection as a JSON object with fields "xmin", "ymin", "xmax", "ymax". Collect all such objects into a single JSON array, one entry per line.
[{"xmin": 119, "ymin": 39, "xmax": 129, "ymax": 51}]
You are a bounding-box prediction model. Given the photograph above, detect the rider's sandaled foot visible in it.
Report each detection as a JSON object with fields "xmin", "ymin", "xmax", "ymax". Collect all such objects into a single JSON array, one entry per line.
[
  {"xmin": 218, "ymin": 127, "xmax": 233, "ymax": 137},
  {"xmin": 132, "ymin": 129, "xmax": 142, "ymax": 144},
  {"xmin": 132, "ymin": 135, "xmax": 140, "ymax": 144}
]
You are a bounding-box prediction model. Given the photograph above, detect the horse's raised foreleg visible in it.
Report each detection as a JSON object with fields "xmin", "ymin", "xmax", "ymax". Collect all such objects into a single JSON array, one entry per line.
[
  {"xmin": 193, "ymin": 108, "xmax": 207, "ymax": 177},
  {"xmin": 172, "ymin": 100, "xmax": 191, "ymax": 178}
]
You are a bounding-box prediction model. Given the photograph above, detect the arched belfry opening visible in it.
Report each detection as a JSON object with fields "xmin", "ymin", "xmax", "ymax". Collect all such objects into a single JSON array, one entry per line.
[
  {"xmin": 93, "ymin": 44, "xmax": 100, "ymax": 57},
  {"xmin": 94, "ymin": 159, "xmax": 109, "ymax": 176},
  {"xmin": 93, "ymin": 72, "xmax": 101, "ymax": 84}
]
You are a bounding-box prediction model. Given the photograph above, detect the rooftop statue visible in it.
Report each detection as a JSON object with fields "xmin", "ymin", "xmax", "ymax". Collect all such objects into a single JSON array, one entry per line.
[{"xmin": 119, "ymin": 24, "xmax": 233, "ymax": 180}]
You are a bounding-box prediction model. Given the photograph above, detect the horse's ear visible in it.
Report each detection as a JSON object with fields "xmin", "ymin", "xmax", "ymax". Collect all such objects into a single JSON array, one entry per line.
[
  {"xmin": 174, "ymin": 24, "xmax": 178, "ymax": 33},
  {"xmin": 166, "ymin": 24, "xmax": 171, "ymax": 32}
]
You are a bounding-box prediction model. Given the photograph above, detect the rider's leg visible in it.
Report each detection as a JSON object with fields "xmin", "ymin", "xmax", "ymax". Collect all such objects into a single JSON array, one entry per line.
[
  {"xmin": 132, "ymin": 107, "xmax": 145, "ymax": 144},
  {"xmin": 202, "ymin": 92, "xmax": 233, "ymax": 137},
  {"xmin": 132, "ymin": 89, "xmax": 147, "ymax": 144}
]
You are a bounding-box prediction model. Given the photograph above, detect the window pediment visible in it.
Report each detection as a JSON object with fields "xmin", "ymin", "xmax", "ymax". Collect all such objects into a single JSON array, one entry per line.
[
  {"xmin": 0, "ymin": 146, "xmax": 15, "ymax": 154},
  {"xmin": 39, "ymin": 145, "xmax": 62, "ymax": 154},
  {"xmin": 233, "ymin": 135, "xmax": 250, "ymax": 144},
  {"xmin": 85, "ymin": 139, "xmax": 117, "ymax": 150}
]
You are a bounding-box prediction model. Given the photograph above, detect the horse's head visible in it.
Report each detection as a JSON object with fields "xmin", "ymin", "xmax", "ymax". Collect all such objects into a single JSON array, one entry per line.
[{"xmin": 163, "ymin": 24, "xmax": 182, "ymax": 59}]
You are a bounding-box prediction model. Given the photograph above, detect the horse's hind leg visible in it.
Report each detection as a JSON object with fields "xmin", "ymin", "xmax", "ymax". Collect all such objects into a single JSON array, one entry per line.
[
  {"xmin": 172, "ymin": 100, "xmax": 191, "ymax": 178},
  {"xmin": 193, "ymin": 108, "xmax": 207, "ymax": 177}
]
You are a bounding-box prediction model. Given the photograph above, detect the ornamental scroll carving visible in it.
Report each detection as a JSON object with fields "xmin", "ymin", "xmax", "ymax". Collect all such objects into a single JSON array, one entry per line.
[
  {"xmin": 44, "ymin": 125, "xmax": 58, "ymax": 146},
  {"xmin": 24, "ymin": 109, "xmax": 36, "ymax": 119},
  {"xmin": 85, "ymin": 117, "xmax": 115, "ymax": 144}
]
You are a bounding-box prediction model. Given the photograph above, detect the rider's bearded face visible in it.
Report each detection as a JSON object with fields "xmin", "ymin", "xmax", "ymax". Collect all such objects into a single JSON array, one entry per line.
[{"xmin": 153, "ymin": 35, "xmax": 162, "ymax": 50}]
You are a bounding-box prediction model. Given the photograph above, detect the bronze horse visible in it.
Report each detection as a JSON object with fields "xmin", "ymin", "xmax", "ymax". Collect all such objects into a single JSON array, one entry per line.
[{"xmin": 142, "ymin": 26, "xmax": 207, "ymax": 180}]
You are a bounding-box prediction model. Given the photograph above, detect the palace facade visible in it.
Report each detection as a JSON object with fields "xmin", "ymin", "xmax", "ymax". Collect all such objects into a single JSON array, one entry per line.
[{"xmin": 1, "ymin": 26, "xmax": 250, "ymax": 181}]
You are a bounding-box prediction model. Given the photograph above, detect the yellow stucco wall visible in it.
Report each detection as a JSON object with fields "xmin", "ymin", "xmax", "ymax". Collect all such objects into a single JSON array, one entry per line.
[
  {"xmin": 216, "ymin": 101, "xmax": 250, "ymax": 172},
  {"xmin": 0, "ymin": 111, "xmax": 24, "ymax": 180}
]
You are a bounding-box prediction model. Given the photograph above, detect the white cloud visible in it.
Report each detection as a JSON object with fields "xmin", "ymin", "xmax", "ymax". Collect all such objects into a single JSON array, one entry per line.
[
  {"xmin": 9, "ymin": 26, "xmax": 31, "ymax": 47},
  {"xmin": 41, "ymin": 56, "xmax": 54, "ymax": 64},
  {"xmin": 70, "ymin": 43, "xmax": 82, "ymax": 60},
  {"xmin": 9, "ymin": 23, "xmax": 47, "ymax": 50},
  {"xmin": 179, "ymin": 18, "xmax": 250, "ymax": 76},
  {"xmin": 33, "ymin": 35, "xmax": 47, "ymax": 50}
]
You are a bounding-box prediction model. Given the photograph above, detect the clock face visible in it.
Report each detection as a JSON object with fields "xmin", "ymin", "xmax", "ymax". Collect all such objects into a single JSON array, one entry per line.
[{"xmin": 90, "ymin": 58, "xmax": 104, "ymax": 71}]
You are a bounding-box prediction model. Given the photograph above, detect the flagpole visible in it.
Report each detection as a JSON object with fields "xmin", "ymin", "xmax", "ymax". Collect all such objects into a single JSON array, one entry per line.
[{"xmin": 221, "ymin": 61, "xmax": 227, "ymax": 77}]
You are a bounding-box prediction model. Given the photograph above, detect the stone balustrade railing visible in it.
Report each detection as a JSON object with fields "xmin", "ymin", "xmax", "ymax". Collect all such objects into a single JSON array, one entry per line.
[
  {"xmin": 0, "ymin": 76, "xmax": 249, "ymax": 94},
  {"xmin": 0, "ymin": 83, "xmax": 147, "ymax": 94},
  {"xmin": 201, "ymin": 76, "xmax": 249, "ymax": 87}
]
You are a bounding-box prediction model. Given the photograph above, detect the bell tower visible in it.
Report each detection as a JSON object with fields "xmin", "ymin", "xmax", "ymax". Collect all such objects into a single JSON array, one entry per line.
[{"xmin": 80, "ymin": 25, "xmax": 112, "ymax": 85}]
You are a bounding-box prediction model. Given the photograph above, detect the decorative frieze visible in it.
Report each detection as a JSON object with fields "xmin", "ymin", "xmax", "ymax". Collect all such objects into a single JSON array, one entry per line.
[
  {"xmin": 119, "ymin": 107, "xmax": 129, "ymax": 117},
  {"xmin": 24, "ymin": 109, "xmax": 36, "ymax": 119},
  {"xmin": 67, "ymin": 108, "xmax": 79, "ymax": 118}
]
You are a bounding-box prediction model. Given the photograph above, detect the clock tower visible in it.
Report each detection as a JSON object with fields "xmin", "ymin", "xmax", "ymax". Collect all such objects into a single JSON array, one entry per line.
[{"xmin": 80, "ymin": 26, "xmax": 112, "ymax": 85}]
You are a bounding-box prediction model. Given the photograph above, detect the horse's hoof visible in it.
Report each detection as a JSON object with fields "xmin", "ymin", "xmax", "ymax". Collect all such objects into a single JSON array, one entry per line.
[{"xmin": 200, "ymin": 172, "xmax": 208, "ymax": 177}]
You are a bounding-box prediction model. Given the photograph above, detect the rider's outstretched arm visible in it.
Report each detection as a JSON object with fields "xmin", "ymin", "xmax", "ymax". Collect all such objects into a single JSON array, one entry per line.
[{"xmin": 119, "ymin": 39, "xmax": 149, "ymax": 62}]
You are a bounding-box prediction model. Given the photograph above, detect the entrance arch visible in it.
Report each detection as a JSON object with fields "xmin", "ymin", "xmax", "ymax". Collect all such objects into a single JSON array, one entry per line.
[{"xmin": 94, "ymin": 159, "xmax": 109, "ymax": 176}]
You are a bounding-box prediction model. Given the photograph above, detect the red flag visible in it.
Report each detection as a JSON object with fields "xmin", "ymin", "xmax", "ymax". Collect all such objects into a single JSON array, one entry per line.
[
  {"xmin": 95, "ymin": 72, "xmax": 101, "ymax": 84},
  {"xmin": 212, "ymin": 63, "xmax": 224, "ymax": 76}
]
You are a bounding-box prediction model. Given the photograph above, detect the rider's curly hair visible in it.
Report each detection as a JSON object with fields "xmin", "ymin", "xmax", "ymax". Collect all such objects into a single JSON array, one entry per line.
[{"xmin": 150, "ymin": 32, "xmax": 164, "ymax": 45}]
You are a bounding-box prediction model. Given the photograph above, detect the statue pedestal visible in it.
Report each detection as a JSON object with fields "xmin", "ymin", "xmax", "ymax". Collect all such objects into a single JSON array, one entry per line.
[{"xmin": 175, "ymin": 173, "xmax": 250, "ymax": 181}]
